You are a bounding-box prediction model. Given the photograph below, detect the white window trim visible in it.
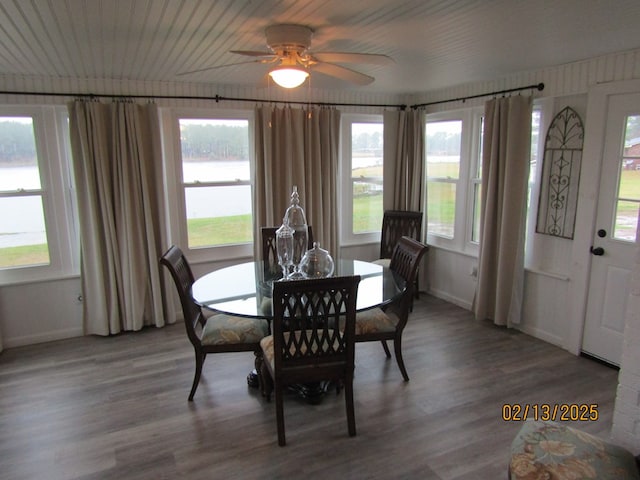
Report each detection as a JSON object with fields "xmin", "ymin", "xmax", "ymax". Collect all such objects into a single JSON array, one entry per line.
[
  {"xmin": 340, "ymin": 113, "xmax": 384, "ymax": 246},
  {"xmin": 425, "ymin": 109, "xmax": 474, "ymax": 252},
  {"xmin": 164, "ymin": 108, "xmax": 255, "ymax": 264},
  {"xmin": 0, "ymin": 105, "xmax": 79, "ymax": 285},
  {"xmin": 464, "ymin": 107, "xmax": 484, "ymax": 256}
]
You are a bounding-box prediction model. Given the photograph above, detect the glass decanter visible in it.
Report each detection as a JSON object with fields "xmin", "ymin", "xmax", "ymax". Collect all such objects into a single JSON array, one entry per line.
[
  {"xmin": 299, "ymin": 242, "xmax": 335, "ymax": 278},
  {"xmin": 283, "ymin": 185, "xmax": 308, "ymax": 279},
  {"xmin": 275, "ymin": 219, "xmax": 294, "ymax": 280}
]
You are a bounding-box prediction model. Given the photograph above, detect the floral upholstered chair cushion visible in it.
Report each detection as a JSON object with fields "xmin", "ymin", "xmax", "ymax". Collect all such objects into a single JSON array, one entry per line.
[
  {"xmin": 509, "ymin": 419, "xmax": 640, "ymax": 480},
  {"xmin": 201, "ymin": 314, "xmax": 269, "ymax": 345},
  {"xmin": 354, "ymin": 308, "xmax": 399, "ymax": 335}
]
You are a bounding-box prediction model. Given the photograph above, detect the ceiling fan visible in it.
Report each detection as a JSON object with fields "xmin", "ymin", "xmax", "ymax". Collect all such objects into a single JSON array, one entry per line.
[{"xmin": 179, "ymin": 24, "xmax": 394, "ymax": 88}]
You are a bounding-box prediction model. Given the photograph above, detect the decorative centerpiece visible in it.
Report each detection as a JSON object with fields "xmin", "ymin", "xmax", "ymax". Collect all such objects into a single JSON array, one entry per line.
[
  {"xmin": 299, "ymin": 242, "xmax": 335, "ymax": 278},
  {"xmin": 275, "ymin": 218, "xmax": 294, "ymax": 279},
  {"xmin": 282, "ymin": 186, "xmax": 308, "ymax": 279}
]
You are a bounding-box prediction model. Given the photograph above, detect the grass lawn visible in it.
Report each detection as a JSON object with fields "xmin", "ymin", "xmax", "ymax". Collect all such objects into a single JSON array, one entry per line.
[
  {"xmin": 5, "ymin": 168, "xmax": 633, "ymax": 268},
  {"xmin": 0, "ymin": 243, "xmax": 49, "ymax": 268}
]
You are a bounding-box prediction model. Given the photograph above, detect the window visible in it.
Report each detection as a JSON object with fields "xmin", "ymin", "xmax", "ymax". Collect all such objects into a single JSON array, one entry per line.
[
  {"xmin": 0, "ymin": 116, "xmax": 49, "ymax": 268},
  {"xmin": 426, "ymin": 99, "xmax": 553, "ymax": 263},
  {"xmin": 426, "ymin": 103, "xmax": 544, "ymax": 256},
  {"xmin": 426, "ymin": 119, "xmax": 462, "ymax": 239},
  {"xmin": 615, "ymin": 114, "xmax": 640, "ymax": 240},
  {"xmin": 469, "ymin": 114, "xmax": 484, "ymax": 243},
  {"xmin": 174, "ymin": 113, "xmax": 253, "ymax": 259},
  {"xmin": 0, "ymin": 106, "xmax": 78, "ymax": 284},
  {"xmin": 425, "ymin": 109, "xmax": 478, "ymax": 251},
  {"xmin": 341, "ymin": 115, "xmax": 383, "ymax": 244}
]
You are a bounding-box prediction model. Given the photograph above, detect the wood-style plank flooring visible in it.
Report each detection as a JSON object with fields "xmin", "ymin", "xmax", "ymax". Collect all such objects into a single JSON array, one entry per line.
[{"xmin": 0, "ymin": 295, "xmax": 619, "ymax": 479}]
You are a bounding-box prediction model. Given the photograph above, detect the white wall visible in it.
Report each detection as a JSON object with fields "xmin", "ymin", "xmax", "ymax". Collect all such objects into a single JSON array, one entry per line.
[{"xmin": 0, "ymin": 277, "xmax": 83, "ymax": 348}]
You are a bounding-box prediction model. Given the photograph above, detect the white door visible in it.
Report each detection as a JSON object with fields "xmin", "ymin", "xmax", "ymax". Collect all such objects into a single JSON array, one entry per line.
[{"xmin": 582, "ymin": 93, "xmax": 640, "ymax": 366}]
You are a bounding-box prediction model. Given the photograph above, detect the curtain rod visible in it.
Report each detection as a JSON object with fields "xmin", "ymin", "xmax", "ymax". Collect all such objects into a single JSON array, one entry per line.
[
  {"xmin": 0, "ymin": 90, "xmax": 407, "ymax": 110},
  {"xmin": 410, "ymin": 82, "xmax": 545, "ymax": 109}
]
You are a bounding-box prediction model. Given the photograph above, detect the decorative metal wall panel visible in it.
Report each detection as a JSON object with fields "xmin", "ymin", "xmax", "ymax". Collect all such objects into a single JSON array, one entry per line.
[{"xmin": 535, "ymin": 106, "xmax": 584, "ymax": 239}]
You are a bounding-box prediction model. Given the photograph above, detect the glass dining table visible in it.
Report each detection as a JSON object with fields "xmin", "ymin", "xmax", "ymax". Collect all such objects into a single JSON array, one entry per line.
[
  {"xmin": 191, "ymin": 258, "xmax": 406, "ymax": 320},
  {"xmin": 191, "ymin": 258, "xmax": 406, "ymax": 400}
]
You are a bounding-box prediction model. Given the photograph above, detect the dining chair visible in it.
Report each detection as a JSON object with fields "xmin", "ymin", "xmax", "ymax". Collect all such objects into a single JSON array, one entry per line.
[
  {"xmin": 260, "ymin": 275, "xmax": 361, "ymax": 446},
  {"xmin": 374, "ymin": 210, "xmax": 423, "ymax": 300},
  {"xmin": 261, "ymin": 225, "xmax": 314, "ymax": 275},
  {"xmin": 357, "ymin": 236, "xmax": 428, "ymax": 381},
  {"xmin": 160, "ymin": 245, "xmax": 270, "ymax": 401}
]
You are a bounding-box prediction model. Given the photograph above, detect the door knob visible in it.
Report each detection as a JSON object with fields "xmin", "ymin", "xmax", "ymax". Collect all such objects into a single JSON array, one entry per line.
[{"xmin": 590, "ymin": 246, "xmax": 605, "ymax": 256}]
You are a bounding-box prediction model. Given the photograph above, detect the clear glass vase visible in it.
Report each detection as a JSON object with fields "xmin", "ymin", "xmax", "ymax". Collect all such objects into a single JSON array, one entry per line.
[
  {"xmin": 283, "ymin": 185, "xmax": 308, "ymax": 279},
  {"xmin": 275, "ymin": 219, "xmax": 294, "ymax": 279}
]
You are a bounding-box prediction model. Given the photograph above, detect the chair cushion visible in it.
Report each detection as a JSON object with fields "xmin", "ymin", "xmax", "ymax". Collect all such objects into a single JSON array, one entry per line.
[
  {"xmin": 509, "ymin": 419, "xmax": 640, "ymax": 479},
  {"xmin": 355, "ymin": 308, "xmax": 398, "ymax": 335},
  {"xmin": 201, "ymin": 314, "xmax": 269, "ymax": 345},
  {"xmin": 372, "ymin": 258, "xmax": 391, "ymax": 268},
  {"xmin": 260, "ymin": 329, "xmax": 342, "ymax": 371}
]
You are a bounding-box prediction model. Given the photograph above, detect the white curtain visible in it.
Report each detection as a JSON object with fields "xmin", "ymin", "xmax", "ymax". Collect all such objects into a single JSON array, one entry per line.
[
  {"xmin": 68, "ymin": 100, "xmax": 174, "ymax": 335},
  {"xmin": 473, "ymin": 95, "xmax": 533, "ymax": 327},
  {"xmin": 383, "ymin": 109, "xmax": 425, "ymax": 211},
  {"xmin": 253, "ymin": 105, "xmax": 340, "ymax": 256}
]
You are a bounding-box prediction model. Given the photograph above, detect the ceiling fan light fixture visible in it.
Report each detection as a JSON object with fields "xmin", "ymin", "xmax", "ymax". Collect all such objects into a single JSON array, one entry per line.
[{"xmin": 268, "ymin": 65, "xmax": 309, "ymax": 88}]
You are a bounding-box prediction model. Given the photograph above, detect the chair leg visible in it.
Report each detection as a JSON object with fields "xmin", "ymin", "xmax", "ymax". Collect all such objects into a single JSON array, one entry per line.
[
  {"xmin": 189, "ymin": 351, "xmax": 204, "ymax": 401},
  {"xmin": 261, "ymin": 360, "xmax": 273, "ymax": 401},
  {"xmin": 275, "ymin": 385, "xmax": 286, "ymax": 446},
  {"xmin": 381, "ymin": 340, "xmax": 392, "ymax": 358},
  {"xmin": 345, "ymin": 375, "xmax": 356, "ymax": 437},
  {"xmin": 254, "ymin": 350, "xmax": 264, "ymax": 393},
  {"xmin": 393, "ymin": 336, "xmax": 409, "ymax": 381}
]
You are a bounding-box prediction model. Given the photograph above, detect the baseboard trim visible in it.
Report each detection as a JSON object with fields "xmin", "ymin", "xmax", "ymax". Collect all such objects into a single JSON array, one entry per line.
[
  {"xmin": 4, "ymin": 327, "xmax": 84, "ymax": 349},
  {"xmin": 426, "ymin": 288, "xmax": 472, "ymax": 310}
]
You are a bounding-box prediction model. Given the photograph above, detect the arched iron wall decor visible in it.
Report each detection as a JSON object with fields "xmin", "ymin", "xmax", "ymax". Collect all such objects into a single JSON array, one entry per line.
[{"xmin": 535, "ymin": 106, "xmax": 584, "ymax": 239}]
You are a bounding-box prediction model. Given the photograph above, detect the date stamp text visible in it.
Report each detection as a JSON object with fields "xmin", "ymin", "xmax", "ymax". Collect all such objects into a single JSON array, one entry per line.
[{"xmin": 502, "ymin": 403, "xmax": 599, "ymax": 422}]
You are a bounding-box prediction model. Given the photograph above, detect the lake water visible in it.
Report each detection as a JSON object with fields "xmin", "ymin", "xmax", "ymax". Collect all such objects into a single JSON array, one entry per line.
[{"xmin": 1, "ymin": 158, "xmax": 384, "ymax": 247}]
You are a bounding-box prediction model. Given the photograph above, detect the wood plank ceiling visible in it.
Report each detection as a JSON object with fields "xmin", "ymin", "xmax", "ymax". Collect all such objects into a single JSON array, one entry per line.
[{"xmin": 0, "ymin": 0, "xmax": 638, "ymax": 94}]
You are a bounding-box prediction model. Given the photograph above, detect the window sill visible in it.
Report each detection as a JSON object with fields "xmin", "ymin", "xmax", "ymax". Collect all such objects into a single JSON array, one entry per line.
[{"xmin": 0, "ymin": 271, "xmax": 80, "ymax": 288}]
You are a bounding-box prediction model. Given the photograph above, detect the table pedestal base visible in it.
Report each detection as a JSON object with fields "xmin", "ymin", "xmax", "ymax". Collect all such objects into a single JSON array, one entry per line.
[
  {"xmin": 248, "ymin": 369, "xmax": 330, "ymax": 404},
  {"xmin": 247, "ymin": 369, "xmax": 260, "ymax": 388}
]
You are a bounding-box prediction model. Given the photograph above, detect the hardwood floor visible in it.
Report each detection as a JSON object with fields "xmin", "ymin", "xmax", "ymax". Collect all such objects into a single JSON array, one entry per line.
[{"xmin": 0, "ymin": 295, "xmax": 619, "ymax": 479}]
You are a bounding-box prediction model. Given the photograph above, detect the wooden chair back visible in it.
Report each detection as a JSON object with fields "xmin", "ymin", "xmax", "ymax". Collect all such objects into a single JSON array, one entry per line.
[
  {"xmin": 271, "ymin": 275, "xmax": 360, "ymax": 383},
  {"xmin": 379, "ymin": 210, "xmax": 423, "ymax": 259},
  {"xmin": 387, "ymin": 236, "xmax": 429, "ymax": 328},
  {"xmin": 160, "ymin": 244, "xmax": 204, "ymax": 348}
]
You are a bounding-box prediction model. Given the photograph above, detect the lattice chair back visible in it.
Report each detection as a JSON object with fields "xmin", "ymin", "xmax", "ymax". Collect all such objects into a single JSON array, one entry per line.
[
  {"xmin": 379, "ymin": 210, "xmax": 423, "ymax": 259},
  {"xmin": 272, "ymin": 275, "xmax": 359, "ymax": 374}
]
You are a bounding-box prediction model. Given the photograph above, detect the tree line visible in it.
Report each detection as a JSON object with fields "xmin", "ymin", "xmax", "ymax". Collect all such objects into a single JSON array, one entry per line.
[
  {"xmin": 180, "ymin": 124, "xmax": 249, "ymax": 161},
  {"xmin": 0, "ymin": 121, "xmax": 36, "ymax": 163}
]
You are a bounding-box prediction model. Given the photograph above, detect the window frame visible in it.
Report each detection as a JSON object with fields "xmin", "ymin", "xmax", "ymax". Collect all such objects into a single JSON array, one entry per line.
[
  {"xmin": 340, "ymin": 113, "xmax": 384, "ymax": 246},
  {"xmin": 167, "ymin": 108, "xmax": 255, "ymax": 264},
  {"xmin": 424, "ymin": 108, "xmax": 476, "ymax": 252},
  {"xmin": 0, "ymin": 105, "xmax": 79, "ymax": 285},
  {"xmin": 465, "ymin": 107, "xmax": 485, "ymax": 255}
]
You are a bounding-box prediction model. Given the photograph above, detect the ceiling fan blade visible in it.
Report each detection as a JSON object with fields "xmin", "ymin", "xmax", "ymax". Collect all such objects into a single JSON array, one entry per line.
[
  {"xmin": 312, "ymin": 52, "xmax": 394, "ymax": 66},
  {"xmin": 177, "ymin": 59, "xmax": 266, "ymax": 76},
  {"xmin": 311, "ymin": 62, "xmax": 374, "ymax": 86},
  {"xmin": 230, "ymin": 50, "xmax": 277, "ymax": 58}
]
